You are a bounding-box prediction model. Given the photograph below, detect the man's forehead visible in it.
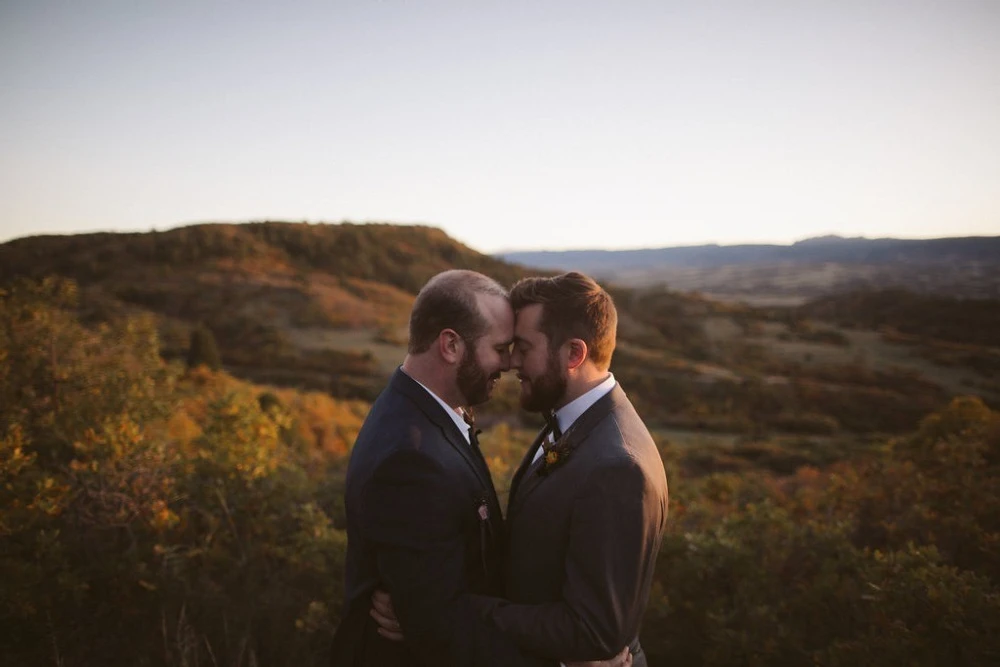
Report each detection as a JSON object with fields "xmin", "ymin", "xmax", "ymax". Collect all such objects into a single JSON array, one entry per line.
[
  {"xmin": 471, "ymin": 293, "xmax": 512, "ymax": 337},
  {"xmin": 476, "ymin": 291, "xmax": 512, "ymax": 315},
  {"xmin": 515, "ymin": 303, "xmax": 544, "ymax": 329}
]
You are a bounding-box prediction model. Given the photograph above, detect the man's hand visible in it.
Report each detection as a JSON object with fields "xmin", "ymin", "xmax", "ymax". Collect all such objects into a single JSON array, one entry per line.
[
  {"xmin": 566, "ymin": 645, "xmax": 632, "ymax": 667},
  {"xmin": 371, "ymin": 589, "xmax": 631, "ymax": 665},
  {"xmin": 369, "ymin": 588, "xmax": 404, "ymax": 642}
]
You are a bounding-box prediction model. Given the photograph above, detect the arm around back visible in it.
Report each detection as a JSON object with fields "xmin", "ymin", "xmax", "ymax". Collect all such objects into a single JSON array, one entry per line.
[
  {"xmin": 363, "ymin": 448, "xmax": 550, "ymax": 666},
  {"xmin": 476, "ymin": 461, "xmax": 665, "ymax": 662}
]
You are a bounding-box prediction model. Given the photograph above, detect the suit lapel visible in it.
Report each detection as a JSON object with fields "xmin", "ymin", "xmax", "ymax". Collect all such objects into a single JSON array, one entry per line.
[
  {"xmin": 509, "ymin": 387, "xmax": 623, "ymax": 513},
  {"xmin": 390, "ymin": 369, "xmax": 494, "ymax": 492},
  {"xmin": 389, "ymin": 369, "xmax": 507, "ymax": 585},
  {"xmin": 507, "ymin": 425, "xmax": 549, "ymax": 508}
]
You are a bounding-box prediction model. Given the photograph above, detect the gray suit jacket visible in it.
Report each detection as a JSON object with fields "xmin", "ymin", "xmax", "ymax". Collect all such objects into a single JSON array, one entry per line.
[{"xmin": 476, "ymin": 384, "xmax": 668, "ymax": 666}]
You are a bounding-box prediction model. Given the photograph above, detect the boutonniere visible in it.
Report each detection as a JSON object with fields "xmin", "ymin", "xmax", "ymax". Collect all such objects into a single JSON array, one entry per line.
[
  {"xmin": 475, "ymin": 497, "xmax": 492, "ymax": 577},
  {"xmin": 538, "ymin": 438, "xmax": 574, "ymax": 477}
]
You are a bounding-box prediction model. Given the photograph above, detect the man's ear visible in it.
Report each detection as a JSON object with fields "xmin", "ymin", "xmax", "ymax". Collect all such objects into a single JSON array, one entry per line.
[
  {"xmin": 438, "ymin": 329, "xmax": 464, "ymax": 364},
  {"xmin": 564, "ymin": 338, "xmax": 588, "ymax": 371}
]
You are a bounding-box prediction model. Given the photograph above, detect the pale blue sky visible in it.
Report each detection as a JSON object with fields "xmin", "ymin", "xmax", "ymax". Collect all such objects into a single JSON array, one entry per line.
[{"xmin": 1, "ymin": 0, "xmax": 998, "ymax": 252}]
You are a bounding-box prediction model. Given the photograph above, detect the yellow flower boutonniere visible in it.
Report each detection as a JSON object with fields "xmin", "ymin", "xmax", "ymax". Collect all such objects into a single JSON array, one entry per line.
[{"xmin": 538, "ymin": 440, "xmax": 573, "ymax": 477}]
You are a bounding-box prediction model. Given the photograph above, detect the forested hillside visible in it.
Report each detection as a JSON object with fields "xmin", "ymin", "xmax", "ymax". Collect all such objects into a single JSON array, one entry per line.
[
  {"xmin": 3, "ymin": 222, "xmax": 1000, "ymax": 665},
  {"xmin": 5, "ymin": 222, "xmax": 992, "ymax": 436},
  {"xmin": 0, "ymin": 222, "xmax": 537, "ymax": 399}
]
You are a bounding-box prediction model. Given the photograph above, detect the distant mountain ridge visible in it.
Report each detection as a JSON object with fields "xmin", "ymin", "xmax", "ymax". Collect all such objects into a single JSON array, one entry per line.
[
  {"xmin": 499, "ymin": 235, "xmax": 1000, "ymax": 300},
  {"xmin": 500, "ymin": 235, "xmax": 1000, "ymax": 269}
]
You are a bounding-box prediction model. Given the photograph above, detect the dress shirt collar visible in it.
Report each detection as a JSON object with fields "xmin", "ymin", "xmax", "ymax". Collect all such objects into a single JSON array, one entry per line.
[
  {"xmin": 552, "ymin": 372, "xmax": 617, "ymax": 438},
  {"xmin": 532, "ymin": 373, "xmax": 616, "ymax": 465},
  {"xmin": 402, "ymin": 369, "xmax": 471, "ymax": 445}
]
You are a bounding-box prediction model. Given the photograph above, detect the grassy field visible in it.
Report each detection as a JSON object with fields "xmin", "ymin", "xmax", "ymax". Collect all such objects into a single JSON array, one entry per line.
[
  {"xmin": 284, "ymin": 326, "xmax": 407, "ymax": 374},
  {"xmin": 701, "ymin": 313, "xmax": 1000, "ymax": 404}
]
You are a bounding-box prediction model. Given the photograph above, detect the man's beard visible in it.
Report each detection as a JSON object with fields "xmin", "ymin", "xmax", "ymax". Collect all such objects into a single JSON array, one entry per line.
[
  {"xmin": 457, "ymin": 344, "xmax": 497, "ymax": 407},
  {"xmin": 520, "ymin": 351, "xmax": 566, "ymax": 413}
]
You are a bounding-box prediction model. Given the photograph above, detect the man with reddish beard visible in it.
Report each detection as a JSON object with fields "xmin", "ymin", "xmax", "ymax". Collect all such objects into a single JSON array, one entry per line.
[
  {"xmin": 480, "ymin": 271, "xmax": 669, "ymax": 667},
  {"xmin": 330, "ymin": 270, "xmax": 631, "ymax": 667}
]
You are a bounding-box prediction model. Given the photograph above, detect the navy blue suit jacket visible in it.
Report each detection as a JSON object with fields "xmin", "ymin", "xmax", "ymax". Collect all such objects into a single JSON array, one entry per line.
[{"xmin": 330, "ymin": 368, "xmax": 545, "ymax": 666}]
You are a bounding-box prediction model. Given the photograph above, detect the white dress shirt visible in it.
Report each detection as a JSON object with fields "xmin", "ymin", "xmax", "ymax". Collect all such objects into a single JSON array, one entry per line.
[
  {"xmin": 403, "ymin": 370, "xmax": 472, "ymax": 446},
  {"xmin": 531, "ymin": 373, "xmax": 616, "ymax": 464}
]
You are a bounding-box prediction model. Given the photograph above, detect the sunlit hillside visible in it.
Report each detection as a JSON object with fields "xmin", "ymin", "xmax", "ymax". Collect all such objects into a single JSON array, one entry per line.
[
  {"xmin": 3, "ymin": 221, "xmax": 996, "ymax": 433},
  {"xmin": 0, "ymin": 222, "xmax": 536, "ymax": 399}
]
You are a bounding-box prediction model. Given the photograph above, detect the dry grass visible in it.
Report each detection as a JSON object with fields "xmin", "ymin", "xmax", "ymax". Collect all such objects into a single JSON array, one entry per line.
[
  {"xmin": 282, "ymin": 327, "xmax": 406, "ymax": 374},
  {"xmin": 702, "ymin": 316, "xmax": 744, "ymax": 343},
  {"xmin": 305, "ymin": 274, "xmax": 390, "ymax": 328},
  {"xmin": 696, "ymin": 311, "xmax": 1000, "ymax": 403}
]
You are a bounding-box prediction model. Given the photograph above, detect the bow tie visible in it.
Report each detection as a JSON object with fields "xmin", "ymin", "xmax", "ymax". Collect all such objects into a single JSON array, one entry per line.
[{"xmin": 544, "ymin": 411, "xmax": 562, "ymax": 442}]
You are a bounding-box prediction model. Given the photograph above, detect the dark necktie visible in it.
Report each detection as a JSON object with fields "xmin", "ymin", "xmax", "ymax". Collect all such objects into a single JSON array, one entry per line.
[{"xmin": 544, "ymin": 410, "xmax": 562, "ymax": 442}]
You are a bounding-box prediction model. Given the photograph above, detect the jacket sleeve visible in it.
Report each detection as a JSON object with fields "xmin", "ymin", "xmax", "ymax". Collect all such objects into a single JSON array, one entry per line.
[
  {"xmin": 362, "ymin": 448, "xmax": 551, "ymax": 667},
  {"xmin": 472, "ymin": 461, "xmax": 665, "ymax": 662}
]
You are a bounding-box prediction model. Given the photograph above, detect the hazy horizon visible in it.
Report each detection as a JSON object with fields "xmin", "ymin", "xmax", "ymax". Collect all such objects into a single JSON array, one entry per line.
[{"xmin": 5, "ymin": 219, "xmax": 998, "ymax": 257}]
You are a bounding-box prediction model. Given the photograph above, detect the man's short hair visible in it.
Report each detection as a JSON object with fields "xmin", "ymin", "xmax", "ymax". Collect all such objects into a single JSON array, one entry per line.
[
  {"xmin": 408, "ymin": 270, "xmax": 508, "ymax": 354},
  {"xmin": 509, "ymin": 271, "xmax": 617, "ymax": 371}
]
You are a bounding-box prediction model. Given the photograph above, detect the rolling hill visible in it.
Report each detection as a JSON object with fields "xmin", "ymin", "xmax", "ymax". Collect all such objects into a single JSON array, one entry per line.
[
  {"xmin": 0, "ymin": 222, "xmax": 532, "ymax": 398},
  {"xmin": 3, "ymin": 221, "xmax": 997, "ymax": 434}
]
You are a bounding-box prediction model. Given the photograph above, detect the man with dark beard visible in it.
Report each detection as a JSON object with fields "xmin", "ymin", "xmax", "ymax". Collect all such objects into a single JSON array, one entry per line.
[
  {"xmin": 476, "ymin": 271, "xmax": 669, "ymax": 667},
  {"xmin": 330, "ymin": 270, "xmax": 631, "ymax": 667}
]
